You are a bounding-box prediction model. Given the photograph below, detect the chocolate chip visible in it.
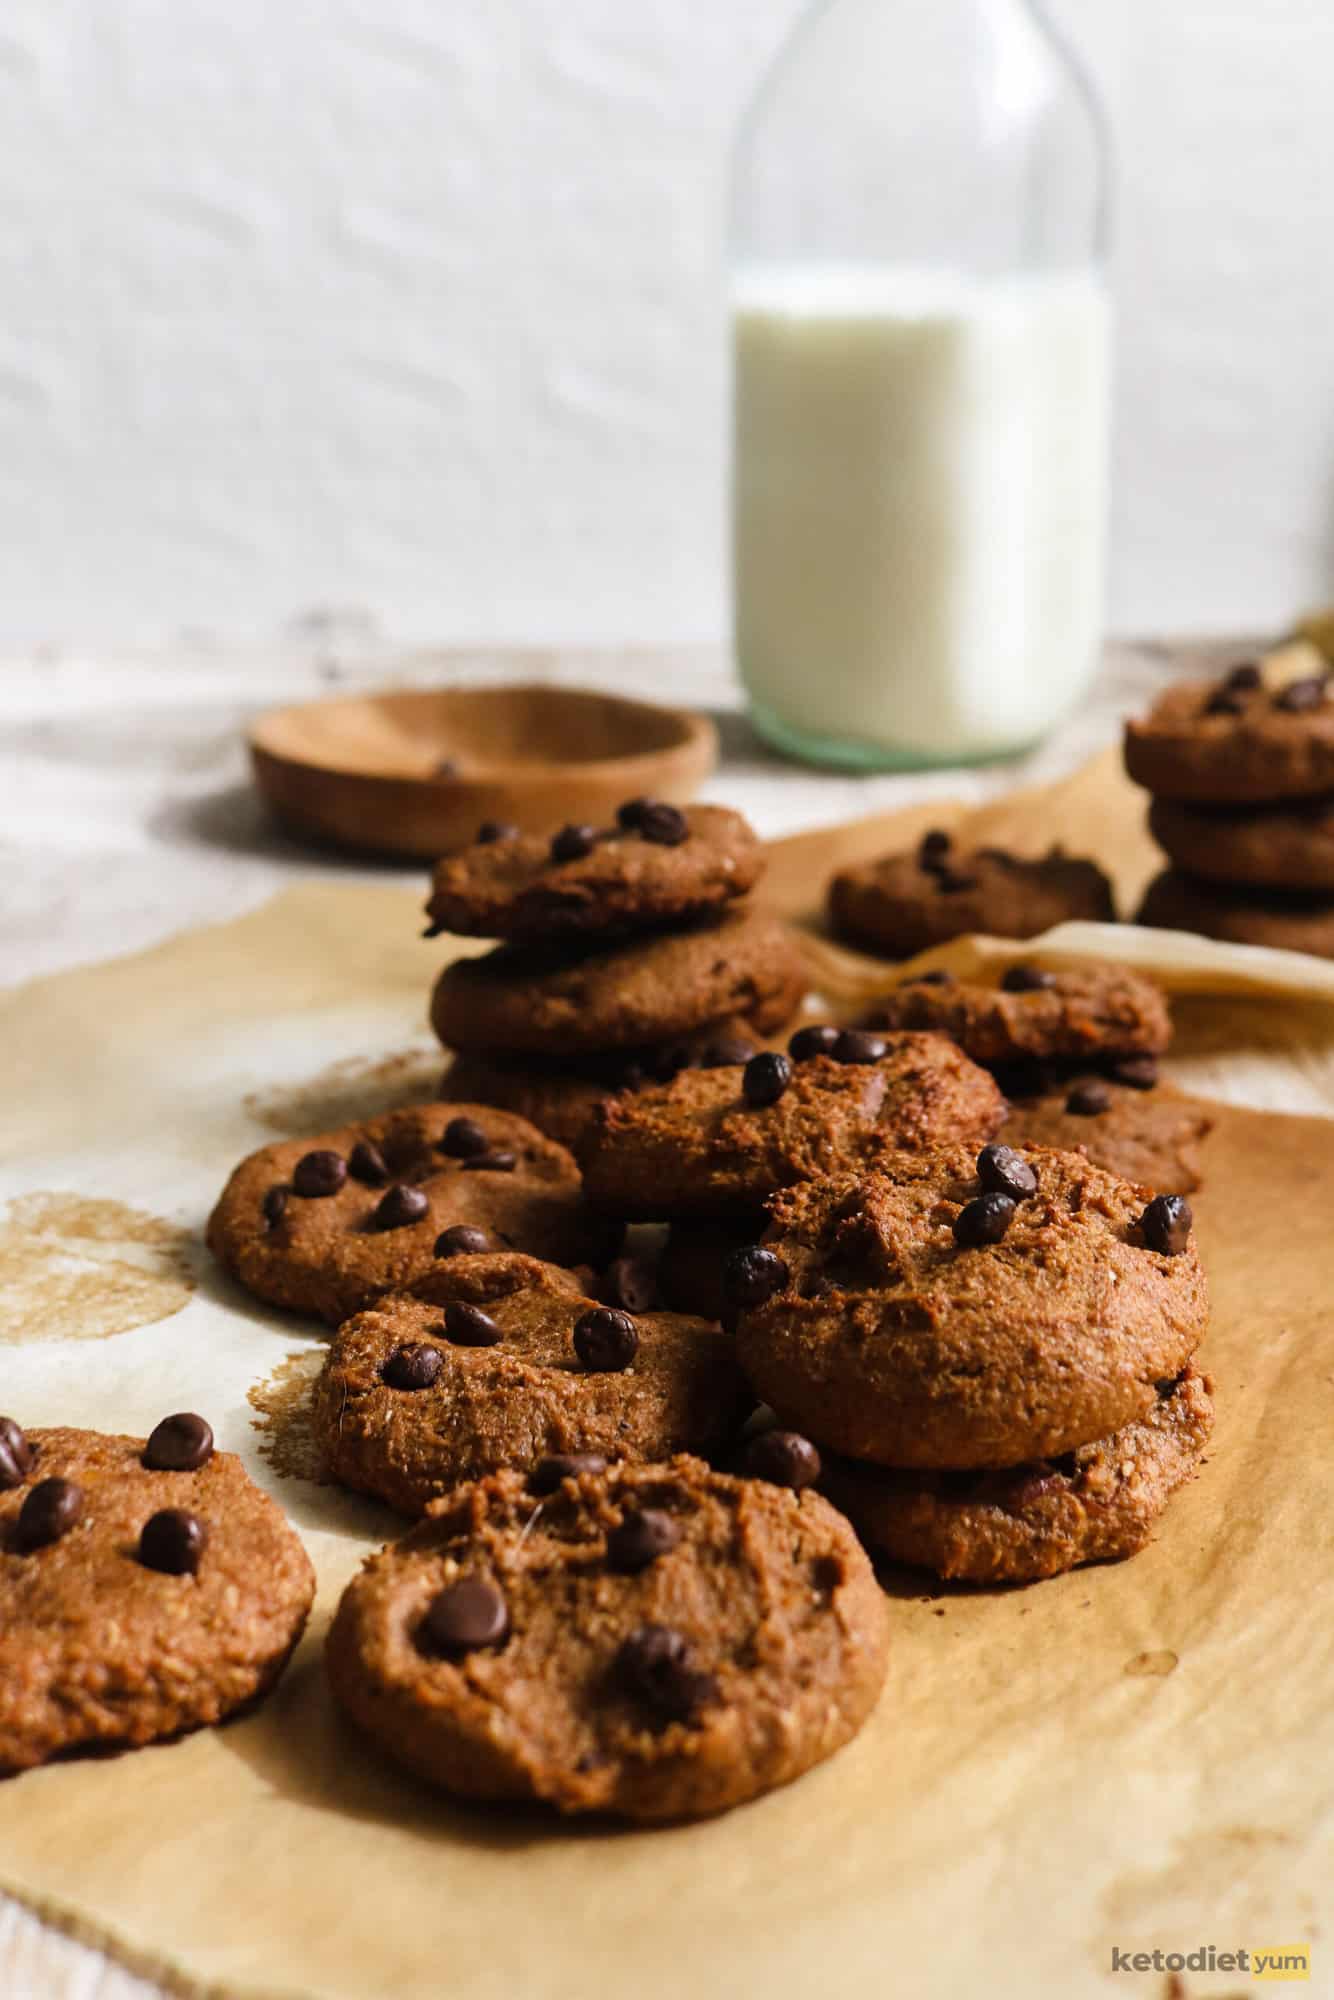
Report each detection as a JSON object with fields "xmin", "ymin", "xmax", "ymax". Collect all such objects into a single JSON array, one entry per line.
[
  {"xmin": 788, "ymin": 1024, "xmax": 841, "ymax": 1061},
  {"xmin": 0, "ymin": 1418, "xmax": 34, "ymax": 1491},
  {"xmin": 606, "ymin": 1508, "xmax": 680, "ymax": 1573},
  {"xmin": 463, "ymin": 1150, "xmax": 517, "ymax": 1174},
  {"xmin": 382, "ymin": 1343, "xmax": 444, "ymax": 1390},
  {"xmin": 139, "ymin": 1508, "xmax": 207, "ymax": 1576},
  {"xmin": 1139, "ymin": 1193, "xmax": 1193, "ymax": 1256},
  {"xmin": 262, "ymin": 1185, "xmax": 289, "ymax": 1228},
  {"xmin": 144, "ymin": 1413, "xmax": 214, "ymax": 1473},
  {"xmin": 1205, "ymin": 688, "xmax": 1245, "ymax": 716},
  {"xmin": 919, "ymin": 829, "xmax": 952, "ymax": 864},
  {"xmin": 900, "ymin": 968, "xmax": 955, "ymax": 987},
  {"xmin": 831, "ymin": 1029, "xmax": 887, "ymax": 1065},
  {"xmin": 529, "ymin": 1452, "xmax": 608, "ymax": 1494},
  {"xmin": 1109, "ymin": 1055, "xmax": 1159, "ymax": 1091},
  {"xmin": 1155, "ymin": 1373, "xmax": 1184, "ymax": 1400},
  {"xmin": 934, "ymin": 869, "xmax": 978, "ymax": 894},
  {"xmin": 616, "ymin": 797, "xmax": 653, "ymax": 830},
  {"xmin": 617, "ymin": 1625, "xmax": 717, "ymax": 1722},
  {"xmin": 1000, "ymin": 966, "xmax": 1055, "ymax": 994},
  {"xmin": 293, "ymin": 1149, "xmax": 347, "ymax": 1198},
  {"xmin": 742, "ymin": 1050, "xmax": 791, "ymax": 1108},
  {"xmin": 348, "ymin": 1140, "xmax": 390, "ymax": 1186},
  {"xmin": 1224, "ymin": 661, "xmax": 1261, "ymax": 690},
  {"xmin": 722, "ymin": 1245, "xmax": 788, "ymax": 1309},
  {"xmin": 952, "ymin": 1192, "xmax": 1016, "ymax": 1248},
  {"xmin": 976, "ymin": 1144, "xmax": 1038, "ymax": 1201},
  {"xmin": 477, "ymin": 820, "xmax": 518, "ymax": 844},
  {"xmin": 15, "ymin": 1477, "xmax": 83, "ymax": 1551},
  {"xmin": 698, "ymin": 1034, "xmax": 757, "ymax": 1069},
  {"xmin": 602, "ymin": 1255, "xmax": 658, "ymax": 1314},
  {"xmin": 439, "ymin": 1116, "xmax": 490, "ymax": 1159},
  {"xmin": 1004, "ymin": 1468, "xmax": 1065, "ymax": 1512},
  {"xmin": 550, "ymin": 823, "xmax": 597, "ymax": 863},
  {"xmin": 419, "ymin": 1577, "xmax": 510, "ymax": 1657},
  {"xmin": 434, "ymin": 1224, "xmax": 492, "ymax": 1259},
  {"xmin": 444, "ymin": 1302, "xmax": 502, "ymax": 1347},
  {"xmin": 573, "ymin": 1306, "xmax": 638, "ymax": 1372},
  {"xmin": 1066, "ymin": 1080, "xmax": 1111, "ymax": 1117},
  {"xmin": 1276, "ymin": 677, "xmax": 1327, "ymax": 712},
  {"xmin": 636, "ymin": 802, "xmax": 689, "ymax": 847},
  {"xmin": 743, "ymin": 1429, "xmax": 821, "ymax": 1489},
  {"xmin": 373, "ymin": 1184, "xmax": 430, "ymax": 1230}
]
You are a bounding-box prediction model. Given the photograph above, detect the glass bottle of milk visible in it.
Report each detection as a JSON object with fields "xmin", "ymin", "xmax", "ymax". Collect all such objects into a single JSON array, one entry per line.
[{"xmin": 731, "ymin": 0, "xmax": 1110, "ymax": 769}]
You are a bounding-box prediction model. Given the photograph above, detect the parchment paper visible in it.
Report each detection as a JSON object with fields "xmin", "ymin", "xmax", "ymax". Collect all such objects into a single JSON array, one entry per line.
[{"xmin": 2, "ymin": 751, "xmax": 1332, "ymax": 2000}]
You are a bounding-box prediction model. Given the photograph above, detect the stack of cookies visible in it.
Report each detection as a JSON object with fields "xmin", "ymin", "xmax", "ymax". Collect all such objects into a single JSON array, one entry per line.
[
  {"xmin": 727, "ymin": 1144, "xmax": 1214, "ymax": 1586},
  {"xmin": 1126, "ymin": 650, "xmax": 1334, "ymax": 959},
  {"xmin": 428, "ymin": 800, "xmax": 809, "ymax": 1150}
]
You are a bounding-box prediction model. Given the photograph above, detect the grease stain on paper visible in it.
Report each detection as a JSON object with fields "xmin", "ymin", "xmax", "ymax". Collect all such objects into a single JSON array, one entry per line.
[
  {"xmin": 248, "ymin": 1348, "xmax": 328, "ymax": 1483},
  {"xmin": 243, "ymin": 1044, "xmax": 443, "ymax": 1135},
  {"xmin": 0, "ymin": 1191, "xmax": 195, "ymax": 1343}
]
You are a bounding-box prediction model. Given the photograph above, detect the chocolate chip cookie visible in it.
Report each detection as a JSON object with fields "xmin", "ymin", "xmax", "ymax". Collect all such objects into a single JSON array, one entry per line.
[
  {"xmin": 1124, "ymin": 666, "xmax": 1334, "ymax": 803},
  {"xmin": 827, "ymin": 835, "xmax": 1115, "ymax": 959},
  {"xmin": 822, "ymin": 1364, "xmax": 1214, "ymax": 1584},
  {"xmin": 734, "ymin": 1146, "xmax": 1208, "ymax": 1469},
  {"xmin": 207, "ymin": 1103, "xmax": 616, "ymax": 1325},
  {"xmin": 325, "ymin": 1455, "xmax": 888, "ymax": 1820},
  {"xmin": 312, "ymin": 1254, "xmax": 750, "ymax": 1515},
  {"xmin": 425, "ymin": 804, "xmax": 763, "ymax": 942},
  {"xmin": 1137, "ymin": 868, "xmax": 1334, "ymax": 959},
  {"xmin": 864, "ymin": 963, "xmax": 1172, "ymax": 1069},
  {"xmin": 1001, "ymin": 1077, "xmax": 1215, "ymax": 1193},
  {"xmin": 1149, "ymin": 793, "xmax": 1334, "ymax": 893},
  {"xmin": 0, "ymin": 1419, "xmax": 314, "ymax": 1771},
  {"xmin": 439, "ymin": 1022, "xmax": 762, "ymax": 1153},
  {"xmin": 577, "ymin": 1033, "xmax": 1006, "ymax": 1220},
  {"xmin": 430, "ymin": 911, "xmax": 807, "ymax": 1058}
]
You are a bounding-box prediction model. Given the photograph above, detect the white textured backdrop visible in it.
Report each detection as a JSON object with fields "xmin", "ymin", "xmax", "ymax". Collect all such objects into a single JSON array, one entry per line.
[{"xmin": 0, "ymin": 0, "xmax": 1331, "ymax": 652}]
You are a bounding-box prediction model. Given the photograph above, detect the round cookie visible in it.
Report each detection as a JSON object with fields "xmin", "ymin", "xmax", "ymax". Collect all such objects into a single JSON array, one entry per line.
[
  {"xmin": 827, "ymin": 836, "xmax": 1115, "ymax": 959},
  {"xmin": 577, "ymin": 1034, "xmax": 1006, "ymax": 1220},
  {"xmin": 430, "ymin": 910, "xmax": 807, "ymax": 1058},
  {"xmin": 735, "ymin": 1146, "xmax": 1208, "ymax": 1470},
  {"xmin": 440, "ymin": 1021, "xmax": 762, "ymax": 1153},
  {"xmin": 1000, "ymin": 1077, "xmax": 1215, "ymax": 1193},
  {"xmin": 1149, "ymin": 793, "xmax": 1334, "ymax": 893},
  {"xmin": 425, "ymin": 805, "xmax": 763, "ymax": 942},
  {"xmin": 325, "ymin": 1455, "xmax": 889, "ymax": 1820},
  {"xmin": 1124, "ymin": 667, "xmax": 1334, "ymax": 803},
  {"xmin": 1137, "ymin": 867, "xmax": 1334, "ymax": 960},
  {"xmin": 312, "ymin": 1253, "xmax": 751, "ymax": 1515},
  {"xmin": 207, "ymin": 1103, "xmax": 616, "ymax": 1326},
  {"xmin": 864, "ymin": 962, "xmax": 1172, "ymax": 1068},
  {"xmin": 822, "ymin": 1364, "xmax": 1214, "ymax": 1584},
  {"xmin": 0, "ymin": 1420, "xmax": 314, "ymax": 1772}
]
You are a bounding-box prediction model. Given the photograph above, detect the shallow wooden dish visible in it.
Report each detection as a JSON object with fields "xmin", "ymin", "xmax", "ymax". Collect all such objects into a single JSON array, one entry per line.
[{"xmin": 249, "ymin": 682, "xmax": 718, "ymax": 860}]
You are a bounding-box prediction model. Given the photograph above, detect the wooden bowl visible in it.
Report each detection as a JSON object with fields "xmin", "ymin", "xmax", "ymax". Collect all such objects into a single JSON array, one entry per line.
[{"xmin": 249, "ymin": 683, "xmax": 718, "ymax": 861}]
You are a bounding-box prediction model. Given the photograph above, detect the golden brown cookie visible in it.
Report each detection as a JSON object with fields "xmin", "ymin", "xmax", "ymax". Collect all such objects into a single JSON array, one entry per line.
[
  {"xmin": 429, "ymin": 911, "xmax": 807, "ymax": 1058},
  {"xmin": 1124, "ymin": 665, "xmax": 1334, "ymax": 802},
  {"xmin": 1136, "ymin": 868, "xmax": 1334, "ymax": 959},
  {"xmin": 312, "ymin": 1254, "xmax": 750, "ymax": 1515},
  {"xmin": 864, "ymin": 962, "xmax": 1172, "ymax": 1069},
  {"xmin": 325, "ymin": 1456, "xmax": 889, "ymax": 1820},
  {"xmin": 827, "ymin": 834, "xmax": 1114, "ymax": 959},
  {"xmin": 822, "ymin": 1364, "xmax": 1214, "ymax": 1583},
  {"xmin": 734, "ymin": 1146, "xmax": 1208, "ymax": 1470},
  {"xmin": 1000, "ymin": 1077, "xmax": 1215, "ymax": 1193},
  {"xmin": 577, "ymin": 1033, "xmax": 1006, "ymax": 1220},
  {"xmin": 207, "ymin": 1103, "xmax": 616, "ymax": 1325},
  {"xmin": 439, "ymin": 1023, "xmax": 762, "ymax": 1152},
  {"xmin": 1149, "ymin": 793, "xmax": 1334, "ymax": 893},
  {"xmin": 425, "ymin": 804, "xmax": 763, "ymax": 942},
  {"xmin": 0, "ymin": 1419, "xmax": 314, "ymax": 1772}
]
